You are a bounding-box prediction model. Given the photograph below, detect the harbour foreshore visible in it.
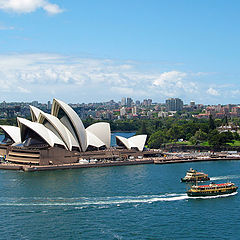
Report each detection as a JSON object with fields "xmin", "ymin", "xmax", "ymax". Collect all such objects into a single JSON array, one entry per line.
[
  {"xmin": 0, "ymin": 152, "xmax": 240, "ymax": 171},
  {"xmin": 0, "ymin": 159, "xmax": 154, "ymax": 172},
  {"xmin": 153, "ymin": 156, "xmax": 240, "ymax": 164}
]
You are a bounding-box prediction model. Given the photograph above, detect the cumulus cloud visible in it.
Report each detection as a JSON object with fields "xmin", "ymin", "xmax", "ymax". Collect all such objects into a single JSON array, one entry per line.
[
  {"xmin": 153, "ymin": 71, "xmax": 187, "ymax": 87},
  {"xmin": 207, "ymin": 87, "xmax": 219, "ymax": 96},
  {"xmin": 151, "ymin": 70, "xmax": 199, "ymax": 97},
  {"xmin": 0, "ymin": 53, "xmax": 226, "ymax": 103},
  {"xmin": 0, "ymin": 54, "xmax": 140, "ymax": 97},
  {"xmin": 0, "ymin": 0, "xmax": 63, "ymax": 14}
]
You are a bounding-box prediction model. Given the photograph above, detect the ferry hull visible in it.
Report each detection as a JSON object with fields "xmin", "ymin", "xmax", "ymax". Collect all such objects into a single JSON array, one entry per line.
[{"xmin": 187, "ymin": 187, "xmax": 238, "ymax": 197}]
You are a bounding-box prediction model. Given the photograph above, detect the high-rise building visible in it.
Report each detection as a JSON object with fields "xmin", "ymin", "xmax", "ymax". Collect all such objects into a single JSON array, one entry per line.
[
  {"xmin": 126, "ymin": 97, "xmax": 133, "ymax": 107},
  {"xmin": 31, "ymin": 101, "xmax": 38, "ymax": 107},
  {"xmin": 47, "ymin": 101, "xmax": 52, "ymax": 110},
  {"xmin": 142, "ymin": 99, "xmax": 147, "ymax": 106},
  {"xmin": 121, "ymin": 97, "xmax": 126, "ymax": 106},
  {"xmin": 147, "ymin": 99, "xmax": 152, "ymax": 106},
  {"xmin": 132, "ymin": 106, "xmax": 137, "ymax": 115},
  {"xmin": 166, "ymin": 98, "xmax": 183, "ymax": 111},
  {"xmin": 2, "ymin": 101, "xmax": 6, "ymax": 108},
  {"xmin": 120, "ymin": 107, "xmax": 126, "ymax": 116},
  {"xmin": 190, "ymin": 101, "xmax": 195, "ymax": 106},
  {"xmin": 135, "ymin": 100, "xmax": 140, "ymax": 106}
]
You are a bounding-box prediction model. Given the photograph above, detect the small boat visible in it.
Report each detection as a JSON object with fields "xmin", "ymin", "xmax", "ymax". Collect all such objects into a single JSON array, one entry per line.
[
  {"xmin": 181, "ymin": 168, "xmax": 210, "ymax": 182},
  {"xmin": 187, "ymin": 182, "xmax": 238, "ymax": 197}
]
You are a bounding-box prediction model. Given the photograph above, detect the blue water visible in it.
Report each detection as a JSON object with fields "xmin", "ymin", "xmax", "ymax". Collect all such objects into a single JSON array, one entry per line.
[
  {"xmin": 0, "ymin": 160, "xmax": 240, "ymax": 239},
  {"xmin": 0, "ymin": 132, "xmax": 240, "ymax": 239}
]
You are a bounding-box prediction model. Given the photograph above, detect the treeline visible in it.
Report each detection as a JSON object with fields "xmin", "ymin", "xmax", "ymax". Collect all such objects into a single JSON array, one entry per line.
[
  {"xmin": 0, "ymin": 118, "xmax": 17, "ymax": 126},
  {"xmin": 84, "ymin": 116, "xmax": 240, "ymax": 148},
  {"xmin": 147, "ymin": 116, "xmax": 240, "ymax": 148},
  {"xmin": 1, "ymin": 116, "xmax": 239, "ymax": 148}
]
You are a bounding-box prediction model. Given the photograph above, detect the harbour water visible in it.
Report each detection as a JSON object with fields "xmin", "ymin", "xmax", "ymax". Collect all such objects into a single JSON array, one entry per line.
[
  {"xmin": 0, "ymin": 160, "xmax": 240, "ymax": 239},
  {"xmin": 0, "ymin": 132, "xmax": 240, "ymax": 239}
]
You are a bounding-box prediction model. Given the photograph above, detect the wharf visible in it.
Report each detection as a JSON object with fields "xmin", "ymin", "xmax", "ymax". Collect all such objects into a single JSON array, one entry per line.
[
  {"xmin": 154, "ymin": 156, "xmax": 240, "ymax": 164},
  {"xmin": 1, "ymin": 155, "xmax": 240, "ymax": 172},
  {"xmin": 0, "ymin": 159, "xmax": 154, "ymax": 172}
]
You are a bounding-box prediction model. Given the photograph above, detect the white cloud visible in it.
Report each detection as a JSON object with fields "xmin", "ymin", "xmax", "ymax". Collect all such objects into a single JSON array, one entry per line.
[
  {"xmin": 0, "ymin": 53, "xmax": 230, "ymax": 103},
  {"xmin": 151, "ymin": 71, "xmax": 199, "ymax": 97},
  {"xmin": 0, "ymin": 23, "xmax": 14, "ymax": 30},
  {"xmin": 153, "ymin": 71, "xmax": 187, "ymax": 86},
  {"xmin": 42, "ymin": 2, "xmax": 62, "ymax": 14},
  {"xmin": 17, "ymin": 86, "xmax": 31, "ymax": 93},
  {"xmin": 0, "ymin": 0, "xmax": 63, "ymax": 14},
  {"xmin": 207, "ymin": 87, "xmax": 219, "ymax": 96}
]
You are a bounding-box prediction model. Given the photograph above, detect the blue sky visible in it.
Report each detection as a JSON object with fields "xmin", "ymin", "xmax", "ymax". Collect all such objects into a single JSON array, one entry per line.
[{"xmin": 0, "ymin": 0, "xmax": 240, "ymax": 104}]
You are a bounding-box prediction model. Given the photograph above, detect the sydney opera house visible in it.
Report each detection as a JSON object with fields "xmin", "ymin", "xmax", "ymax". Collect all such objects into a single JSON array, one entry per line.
[{"xmin": 0, "ymin": 99, "xmax": 147, "ymax": 166}]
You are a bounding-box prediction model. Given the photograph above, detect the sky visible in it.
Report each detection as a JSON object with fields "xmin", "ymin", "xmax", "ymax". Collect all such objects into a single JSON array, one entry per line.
[{"xmin": 0, "ymin": 0, "xmax": 240, "ymax": 105}]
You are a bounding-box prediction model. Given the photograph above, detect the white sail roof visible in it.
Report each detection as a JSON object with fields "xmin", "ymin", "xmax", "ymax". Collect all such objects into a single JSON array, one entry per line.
[
  {"xmin": 38, "ymin": 112, "xmax": 80, "ymax": 151},
  {"xmin": 116, "ymin": 135, "xmax": 130, "ymax": 149},
  {"xmin": 116, "ymin": 135, "xmax": 147, "ymax": 151},
  {"xmin": 86, "ymin": 122, "xmax": 111, "ymax": 148},
  {"xmin": 29, "ymin": 105, "xmax": 44, "ymax": 122},
  {"xmin": 51, "ymin": 99, "xmax": 87, "ymax": 151},
  {"xmin": 0, "ymin": 125, "xmax": 21, "ymax": 143},
  {"xmin": 86, "ymin": 131, "xmax": 106, "ymax": 148},
  {"xmin": 17, "ymin": 117, "xmax": 67, "ymax": 148}
]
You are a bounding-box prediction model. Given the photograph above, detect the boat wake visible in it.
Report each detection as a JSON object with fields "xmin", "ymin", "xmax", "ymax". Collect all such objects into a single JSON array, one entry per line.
[
  {"xmin": 0, "ymin": 191, "xmax": 237, "ymax": 207},
  {"xmin": 0, "ymin": 194, "xmax": 189, "ymax": 207},
  {"xmin": 210, "ymin": 175, "xmax": 240, "ymax": 181}
]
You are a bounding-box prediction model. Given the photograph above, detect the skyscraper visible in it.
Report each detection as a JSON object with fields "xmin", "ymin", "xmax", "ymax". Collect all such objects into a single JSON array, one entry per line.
[
  {"xmin": 166, "ymin": 98, "xmax": 183, "ymax": 111},
  {"xmin": 47, "ymin": 100, "xmax": 52, "ymax": 110},
  {"xmin": 132, "ymin": 106, "xmax": 137, "ymax": 115},
  {"xmin": 121, "ymin": 97, "xmax": 126, "ymax": 106},
  {"xmin": 126, "ymin": 97, "xmax": 133, "ymax": 107},
  {"xmin": 120, "ymin": 107, "xmax": 126, "ymax": 116}
]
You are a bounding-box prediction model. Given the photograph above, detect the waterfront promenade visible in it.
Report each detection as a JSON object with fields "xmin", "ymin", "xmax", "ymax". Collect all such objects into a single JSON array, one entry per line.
[{"xmin": 0, "ymin": 151, "xmax": 240, "ymax": 171}]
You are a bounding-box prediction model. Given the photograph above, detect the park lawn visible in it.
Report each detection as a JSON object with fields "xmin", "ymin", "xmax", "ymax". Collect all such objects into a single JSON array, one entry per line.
[
  {"xmin": 200, "ymin": 141, "xmax": 210, "ymax": 146},
  {"xmin": 200, "ymin": 140, "xmax": 240, "ymax": 147},
  {"xmin": 174, "ymin": 141, "xmax": 193, "ymax": 146},
  {"xmin": 227, "ymin": 140, "xmax": 240, "ymax": 146}
]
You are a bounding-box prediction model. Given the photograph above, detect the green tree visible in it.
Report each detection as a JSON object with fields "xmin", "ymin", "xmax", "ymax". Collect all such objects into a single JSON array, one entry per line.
[
  {"xmin": 209, "ymin": 115, "xmax": 216, "ymax": 130},
  {"xmin": 208, "ymin": 129, "xmax": 221, "ymax": 147},
  {"xmin": 190, "ymin": 129, "xmax": 208, "ymax": 145},
  {"xmin": 189, "ymin": 136, "xmax": 198, "ymax": 145},
  {"xmin": 138, "ymin": 121, "xmax": 148, "ymax": 135},
  {"xmin": 148, "ymin": 130, "xmax": 168, "ymax": 148},
  {"xmin": 222, "ymin": 116, "xmax": 228, "ymax": 126},
  {"xmin": 233, "ymin": 132, "xmax": 240, "ymax": 141},
  {"xmin": 195, "ymin": 129, "xmax": 208, "ymax": 142},
  {"xmin": 166, "ymin": 124, "xmax": 184, "ymax": 142},
  {"xmin": 208, "ymin": 130, "xmax": 234, "ymax": 147}
]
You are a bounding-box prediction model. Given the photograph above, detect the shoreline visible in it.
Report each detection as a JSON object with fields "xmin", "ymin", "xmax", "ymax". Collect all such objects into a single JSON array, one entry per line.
[
  {"xmin": 0, "ymin": 159, "xmax": 154, "ymax": 172},
  {"xmin": 1, "ymin": 155, "xmax": 240, "ymax": 171},
  {"xmin": 153, "ymin": 156, "xmax": 240, "ymax": 164}
]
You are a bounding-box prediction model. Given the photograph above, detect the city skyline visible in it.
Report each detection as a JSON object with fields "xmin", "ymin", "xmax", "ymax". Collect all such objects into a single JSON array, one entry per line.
[{"xmin": 1, "ymin": 1, "xmax": 240, "ymax": 104}]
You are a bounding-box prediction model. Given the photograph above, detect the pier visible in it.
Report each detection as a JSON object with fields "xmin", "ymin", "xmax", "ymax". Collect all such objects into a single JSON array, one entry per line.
[{"xmin": 0, "ymin": 159, "xmax": 154, "ymax": 171}]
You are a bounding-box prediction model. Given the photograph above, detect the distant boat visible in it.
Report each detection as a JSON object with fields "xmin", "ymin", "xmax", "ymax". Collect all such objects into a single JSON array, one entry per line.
[
  {"xmin": 181, "ymin": 168, "xmax": 210, "ymax": 182},
  {"xmin": 187, "ymin": 182, "xmax": 238, "ymax": 197}
]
